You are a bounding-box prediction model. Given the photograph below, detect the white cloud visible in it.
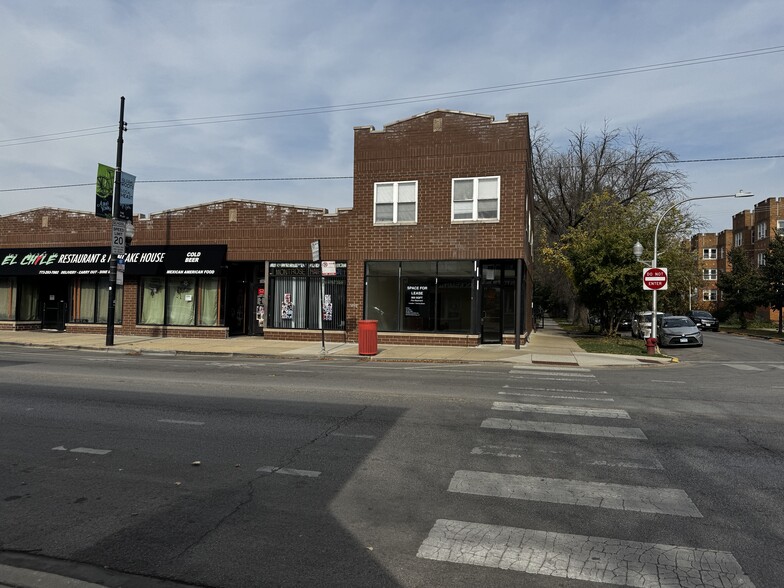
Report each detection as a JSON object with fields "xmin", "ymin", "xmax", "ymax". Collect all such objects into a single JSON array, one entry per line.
[{"xmin": 0, "ymin": 0, "xmax": 782, "ymax": 231}]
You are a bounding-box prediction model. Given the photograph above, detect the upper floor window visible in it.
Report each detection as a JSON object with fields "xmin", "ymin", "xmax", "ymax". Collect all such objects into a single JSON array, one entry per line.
[
  {"xmin": 702, "ymin": 248, "xmax": 717, "ymax": 259},
  {"xmin": 758, "ymin": 252, "xmax": 767, "ymax": 267},
  {"xmin": 719, "ymin": 246, "xmax": 725, "ymax": 259},
  {"xmin": 734, "ymin": 232, "xmax": 743, "ymax": 247},
  {"xmin": 703, "ymin": 268, "xmax": 717, "ymax": 281},
  {"xmin": 452, "ymin": 176, "xmax": 500, "ymax": 222},
  {"xmin": 374, "ymin": 181, "xmax": 417, "ymax": 224},
  {"xmin": 757, "ymin": 222, "xmax": 768, "ymax": 240},
  {"xmin": 777, "ymin": 219, "xmax": 784, "ymax": 232},
  {"xmin": 702, "ymin": 289, "xmax": 718, "ymax": 302}
]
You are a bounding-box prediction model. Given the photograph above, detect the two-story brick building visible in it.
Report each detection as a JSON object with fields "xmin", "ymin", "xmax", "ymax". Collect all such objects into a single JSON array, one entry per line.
[{"xmin": 0, "ymin": 110, "xmax": 535, "ymax": 345}]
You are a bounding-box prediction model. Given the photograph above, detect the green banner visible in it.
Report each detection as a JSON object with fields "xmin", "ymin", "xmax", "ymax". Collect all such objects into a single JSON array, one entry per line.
[{"xmin": 95, "ymin": 163, "xmax": 114, "ymax": 219}]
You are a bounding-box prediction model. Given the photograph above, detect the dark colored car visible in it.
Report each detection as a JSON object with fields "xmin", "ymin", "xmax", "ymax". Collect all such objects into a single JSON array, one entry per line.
[
  {"xmin": 685, "ymin": 310, "xmax": 720, "ymax": 331},
  {"xmin": 618, "ymin": 313, "xmax": 633, "ymax": 331},
  {"xmin": 657, "ymin": 316, "xmax": 703, "ymax": 347}
]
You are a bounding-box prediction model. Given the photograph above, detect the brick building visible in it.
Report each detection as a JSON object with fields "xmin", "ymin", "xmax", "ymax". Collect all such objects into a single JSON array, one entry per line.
[
  {"xmin": 0, "ymin": 110, "xmax": 535, "ymax": 345},
  {"xmin": 692, "ymin": 197, "xmax": 784, "ymax": 320}
]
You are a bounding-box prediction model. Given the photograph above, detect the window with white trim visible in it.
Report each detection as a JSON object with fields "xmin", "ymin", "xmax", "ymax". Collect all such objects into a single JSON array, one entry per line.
[
  {"xmin": 703, "ymin": 268, "xmax": 717, "ymax": 281},
  {"xmin": 374, "ymin": 181, "xmax": 418, "ymax": 224},
  {"xmin": 777, "ymin": 219, "xmax": 784, "ymax": 231},
  {"xmin": 757, "ymin": 222, "xmax": 768, "ymax": 240},
  {"xmin": 452, "ymin": 176, "xmax": 500, "ymax": 221},
  {"xmin": 758, "ymin": 252, "xmax": 766, "ymax": 267},
  {"xmin": 702, "ymin": 248, "xmax": 717, "ymax": 259},
  {"xmin": 719, "ymin": 246, "xmax": 725, "ymax": 259},
  {"xmin": 702, "ymin": 289, "xmax": 717, "ymax": 302},
  {"xmin": 734, "ymin": 232, "xmax": 743, "ymax": 247}
]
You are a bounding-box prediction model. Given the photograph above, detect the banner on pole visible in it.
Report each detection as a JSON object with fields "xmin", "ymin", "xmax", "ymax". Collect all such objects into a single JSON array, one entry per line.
[
  {"xmin": 95, "ymin": 163, "xmax": 114, "ymax": 219},
  {"xmin": 119, "ymin": 172, "xmax": 135, "ymax": 221}
]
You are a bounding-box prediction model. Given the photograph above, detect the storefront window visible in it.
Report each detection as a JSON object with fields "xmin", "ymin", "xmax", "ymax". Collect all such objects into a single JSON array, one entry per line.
[
  {"xmin": 268, "ymin": 262, "xmax": 347, "ymax": 330},
  {"xmin": 166, "ymin": 277, "xmax": 196, "ymax": 326},
  {"xmin": 17, "ymin": 280, "xmax": 40, "ymax": 321},
  {"xmin": 0, "ymin": 278, "xmax": 16, "ymax": 320},
  {"xmin": 139, "ymin": 276, "xmax": 222, "ymax": 326},
  {"xmin": 72, "ymin": 277, "xmax": 122, "ymax": 324},
  {"xmin": 139, "ymin": 277, "xmax": 165, "ymax": 325},
  {"xmin": 365, "ymin": 260, "xmax": 476, "ymax": 333}
]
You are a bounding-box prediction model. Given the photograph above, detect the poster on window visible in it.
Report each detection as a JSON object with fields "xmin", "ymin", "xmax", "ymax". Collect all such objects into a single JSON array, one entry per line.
[
  {"xmin": 281, "ymin": 292, "xmax": 294, "ymax": 320},
  {"xmin": 323, "ymin": 294, "xmax": 333, "ymax": 321},
  {"xmin": 405, "ymin": 284, "xmax": 429, "ymax": 317}
]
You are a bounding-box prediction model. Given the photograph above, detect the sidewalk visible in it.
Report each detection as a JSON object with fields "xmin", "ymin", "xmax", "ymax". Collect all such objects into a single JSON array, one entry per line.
[{"xmin": 0, "ymin": 318, "xmax": 669, "ymax": 367}]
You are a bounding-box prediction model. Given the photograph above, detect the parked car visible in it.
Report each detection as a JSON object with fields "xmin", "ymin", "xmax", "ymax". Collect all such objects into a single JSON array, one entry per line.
[
  {"xmin": 657, "ymin": 315, "xmax": 703, "ymax": 347},
  {"xmin": 618, "ymin": 313, "xmax": 633, "ymax": 331},
  {"xmin": 685, "ymin": 310, "xmax": 720, "ymax": 331},
  {"xmin": 631, "ymin": 311, "xmax": 664, "ymax": 339}
]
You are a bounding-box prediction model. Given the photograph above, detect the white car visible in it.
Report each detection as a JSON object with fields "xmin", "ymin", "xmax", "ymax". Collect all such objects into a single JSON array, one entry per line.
[{"xmin": 631, "ymin": 311, "xmax": 664, "ymax": 339}]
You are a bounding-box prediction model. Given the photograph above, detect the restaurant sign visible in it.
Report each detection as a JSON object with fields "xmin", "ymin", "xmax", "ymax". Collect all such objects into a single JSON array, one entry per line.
[{"xmin": 0, "ymin": 245, "xmax": 227, "ymax": 277}]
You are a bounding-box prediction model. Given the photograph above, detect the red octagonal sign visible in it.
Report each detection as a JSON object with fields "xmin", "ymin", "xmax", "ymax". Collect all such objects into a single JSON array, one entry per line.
[{"xmin": 642, "ymin": 267, "xmax": 668, "ymax": 291}]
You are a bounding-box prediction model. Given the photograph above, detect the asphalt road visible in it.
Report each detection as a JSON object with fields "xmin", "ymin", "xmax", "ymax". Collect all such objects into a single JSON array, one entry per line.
[{"xmin": 1, "ymin": 334, "xmax": 782, "ymax": 587}]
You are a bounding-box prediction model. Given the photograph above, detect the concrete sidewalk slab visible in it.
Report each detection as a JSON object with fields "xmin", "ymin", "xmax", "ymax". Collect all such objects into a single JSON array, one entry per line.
[{"xmin": 0, "ymin": 318, "xmax": 671, "ymax": 367}]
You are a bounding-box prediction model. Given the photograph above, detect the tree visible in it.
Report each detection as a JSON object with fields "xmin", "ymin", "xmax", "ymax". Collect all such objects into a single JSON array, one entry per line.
[
  {"xmin": 717, "ymin": 248, "xmax": 767, "ymax": 328},
  {"xmin": 761, "ymin": 233, "xmax": 784, "ymax": 333},
  {"xmin": 531, "ymin": 124, "xmax": 690, "ymax": 321}
]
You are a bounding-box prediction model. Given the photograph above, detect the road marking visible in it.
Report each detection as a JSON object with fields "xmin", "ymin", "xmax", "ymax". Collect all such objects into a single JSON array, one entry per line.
[
  {"xmin": 492, "ymin": 401, "xmax": 629, "ymax": 419},
  {"xmin": 725, "ymin": 363, "xmax": 764, "ymax": 371},
  {"xmin": 511, "ymin": 376, "xmax": 599, "ymax": 383},
  {"xmin": 53, "ymin": 446, "xmax": 112, "ymax": 455},
  {"xmin": 499, "ymin": 391, "xmax": 615, "ymax": 402},
  {"xmin": 448, "ymin": 470, "xmax": 702, "ymax": 517},
  {"xmin": 504, "ymin": 385, "xmax": 607, "ymax": 394},
  {"xmin": 417, "ymin": 520, "xmax": 753, "ymax": 586},
  {"xmin": 471, "ymin": 445, "xmax": 663, "ymax": 470},
  {"xmin": 650, "ymin": 379, "xmax": 686, "ymax": 384},
  {"xmin": 511, "ymin": 365, "xmax": 591, "ymax": 372},
  {"xmin": 331, "ymin": 433, "xmax": 376, "ymax": 439},
  {"xmin": 158, "ymin": 419, "xmax": 205, "ymax": 426},
  {"xmin": 256, "ymin": 466, "xmax": 321, "ymax": 477},
  {"xmin": 511, "ymin": 371, "xmax": 596, "ymax": 379},
  {"xmin": 482, "ymin": 418, "xmax": 647, "ymax": 439}
]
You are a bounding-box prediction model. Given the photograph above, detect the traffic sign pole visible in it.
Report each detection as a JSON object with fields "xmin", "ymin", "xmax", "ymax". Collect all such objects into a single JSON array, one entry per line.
[{"xmin": 106, "ymin": 97, "xmax": 126, "ymax": 346}]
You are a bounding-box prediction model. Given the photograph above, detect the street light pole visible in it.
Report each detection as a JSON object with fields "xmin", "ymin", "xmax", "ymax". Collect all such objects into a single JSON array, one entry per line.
[{"xmin": 638, "ymin": 191, "xmax": 754, "ymax": 345}]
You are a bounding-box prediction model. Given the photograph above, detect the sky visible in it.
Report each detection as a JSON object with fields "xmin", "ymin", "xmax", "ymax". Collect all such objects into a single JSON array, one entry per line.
[{"xmin": 1, "ymin": 0, "xmax": 782, "ymax": 234}]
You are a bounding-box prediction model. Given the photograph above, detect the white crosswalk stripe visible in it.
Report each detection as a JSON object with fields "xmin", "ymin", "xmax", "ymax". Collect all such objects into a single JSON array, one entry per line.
[
  {"xmin": 470, "ymin": 444, "xmax": 664, "ymax": 470},
  {"xmin": 499, "ymin": 391, "xmax": 615, "ymax": 402},
  {"xmin": 725, "ymin": 363, "xmax": 764, "ymax": 371},
  {"xmin": 482, "ymin": 417, "xmax": 647, "ymax": 439},
  {"xmin": 417, "ymin": 519, "xmax": 755, "ymax": 587},
  {"xmin": 492, "ymin": 401, "xmax": 630, "ymax": 419},
  {"xmin": 448, "ymin": 470, "xmax": 702, "ymax": 517}
]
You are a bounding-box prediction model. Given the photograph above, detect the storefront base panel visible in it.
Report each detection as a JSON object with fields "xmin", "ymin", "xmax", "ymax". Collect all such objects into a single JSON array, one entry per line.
[
  {"xmin": 502, "ymin": 332, "xmax": 531, "ymax": 346},
  {"xmin": 0, "ymin": 321, "xmax": 41, "ymax": 332},
  {"xmin": 130, "ymin": 326, "xmax": 230, "ymax": 339},
  {"xmin": 377, "ymin": 333, "xmax": 481, "ymax": 347},
  {"xmin": 264, "ymin": 328, "xmax": 348, "ymax": 343}
]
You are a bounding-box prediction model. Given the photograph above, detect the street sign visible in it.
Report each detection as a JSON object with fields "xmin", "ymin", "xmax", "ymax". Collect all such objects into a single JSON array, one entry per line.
[
  {"xmin": 642, "ymin": 267, "xmax": 668, "ymax": 290},
  {"xmin": 321, "ymin": 261, "xmax": 337, "ymax": 276},
  {"xmin": 111, "ymin": 219, "xmax": 126, "ymax": 255},
  {"xmin": 310, "ymin": 240, "xmax": 320, "ymax": 262}
]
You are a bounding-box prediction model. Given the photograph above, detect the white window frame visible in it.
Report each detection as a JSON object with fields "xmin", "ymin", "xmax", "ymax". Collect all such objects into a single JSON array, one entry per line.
[
  {"xmin": 451, "ymin": 176, "xmax": 500, "ymax": 222},
  {"xmin": 702, "ymin": 248, "xmax": 717, "ymax": 260},
  {"xmin": 703, "ymin": 268, "xmax": 717, "ymax": 281},
  {"xmin": 734, "ymin": 232, "xmax": 743, "ymax": 247},
  {"xmin": 719, "ymin": 247, "xmax": 725, "ymax": 259},
  {"xmin": 757, "ymin": 222, "xmax": 768, "ymax": 240},
  {"xmin": 373, "ymin": 181, "xmax": 418, "ymax": 224},
  {"xmin": 702, "ymin": 289, "xmax": 718, "ymax": 302},
  {"xmin": 777, "ymin": 219, "xmax": 784, "ymax": 232},
  {"xmin": 758, "ymin": 252, "xmax": 766, "ymax": 267}
]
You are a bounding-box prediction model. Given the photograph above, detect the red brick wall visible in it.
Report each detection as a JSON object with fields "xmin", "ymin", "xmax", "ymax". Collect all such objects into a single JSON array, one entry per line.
[{"xmin": 0, "ymin": 110, "xmax": 534, "ymax": 344}]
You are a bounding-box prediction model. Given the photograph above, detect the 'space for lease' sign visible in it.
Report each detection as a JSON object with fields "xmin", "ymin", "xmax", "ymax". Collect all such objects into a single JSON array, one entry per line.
[{"xmin": 642, "ymin": 267, "xmax": 668, "ymax": 291}]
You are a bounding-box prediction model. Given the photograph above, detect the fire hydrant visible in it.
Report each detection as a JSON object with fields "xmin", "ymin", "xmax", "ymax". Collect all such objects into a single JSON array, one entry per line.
[{"xmin": 645, "ymin": 337, "xmax": 657, "ymax": 355}]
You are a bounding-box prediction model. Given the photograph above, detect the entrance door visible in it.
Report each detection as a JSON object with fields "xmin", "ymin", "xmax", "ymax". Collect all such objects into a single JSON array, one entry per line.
[
  {"xmin": 481, "ymin": 285, "xmax": 502, "ymax": 344},
  {"xmin": 41, "ymin": 279, "xmax": 68, "ymax": 331}
]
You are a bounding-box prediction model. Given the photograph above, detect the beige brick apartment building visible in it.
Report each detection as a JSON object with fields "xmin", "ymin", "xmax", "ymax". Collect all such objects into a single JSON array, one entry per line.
[{"xmin": 0, "ymin": 110, "xmax": 535, "ymax": 346}]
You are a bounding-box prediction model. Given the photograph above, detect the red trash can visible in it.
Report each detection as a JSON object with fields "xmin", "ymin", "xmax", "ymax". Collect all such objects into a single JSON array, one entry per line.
[{"xmin": 358, "ymin": 320, "xmax": 378, "ymax": 356}]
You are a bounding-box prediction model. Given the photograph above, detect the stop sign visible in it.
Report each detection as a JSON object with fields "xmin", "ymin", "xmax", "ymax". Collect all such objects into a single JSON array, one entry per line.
[{"xmin": 642, "ymin": 267, "xmax": 668, "ymax": 290}]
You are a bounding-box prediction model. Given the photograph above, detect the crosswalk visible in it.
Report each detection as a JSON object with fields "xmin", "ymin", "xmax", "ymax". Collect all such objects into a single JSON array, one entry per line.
[{"xmin": 416, "ymin": 363, "xmax": 756, "ymax": 587}]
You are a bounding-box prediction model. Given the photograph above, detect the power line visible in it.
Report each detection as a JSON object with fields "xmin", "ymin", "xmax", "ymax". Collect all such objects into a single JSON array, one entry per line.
[
  {"xmin": 3, "ymin": 45, "xmax": 783, "ymax": 146},
  {"xmin": 1, "ymin": 154, "xmax": 781, "ymax": 194}
]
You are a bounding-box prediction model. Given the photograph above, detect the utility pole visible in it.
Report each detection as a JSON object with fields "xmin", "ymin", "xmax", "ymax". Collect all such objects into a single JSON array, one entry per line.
[{"xmin": 106, "ymin": 96, "xmax": 126, "ymax": 346}]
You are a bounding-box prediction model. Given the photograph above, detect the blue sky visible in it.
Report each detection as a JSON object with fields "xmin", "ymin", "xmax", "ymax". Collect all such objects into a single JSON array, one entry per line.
[{"xmin": 1, "ymin": 0, "xmax": 782, "ymax": 233}]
